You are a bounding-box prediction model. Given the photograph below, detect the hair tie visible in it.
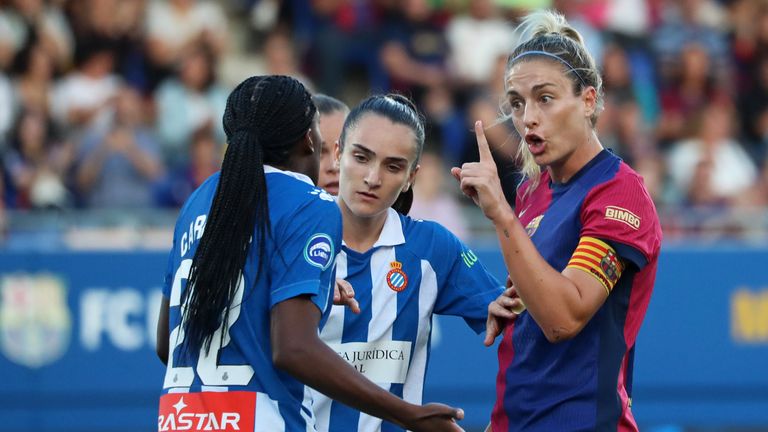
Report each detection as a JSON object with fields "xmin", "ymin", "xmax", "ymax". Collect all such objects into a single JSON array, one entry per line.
[{"xmin": 509, "ymin": 50, "xmax": 588, "ymax": 87}]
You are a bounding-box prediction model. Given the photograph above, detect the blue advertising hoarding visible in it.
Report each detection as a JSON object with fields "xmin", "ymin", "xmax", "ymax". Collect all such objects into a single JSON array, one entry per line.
[{"xmin": 0, "ymin": 245, "xmax": 766, "ymax": 431}]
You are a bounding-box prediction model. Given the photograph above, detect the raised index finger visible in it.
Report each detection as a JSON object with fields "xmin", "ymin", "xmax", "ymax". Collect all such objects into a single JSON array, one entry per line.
[{"xmin": 474, "ymin": 120, "xmax": 493, "ymax": 163}]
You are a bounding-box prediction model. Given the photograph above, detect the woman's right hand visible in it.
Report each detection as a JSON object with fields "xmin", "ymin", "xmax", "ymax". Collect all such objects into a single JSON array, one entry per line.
[
  {"xmin": 450, "ymin": 121, "xmax": 512, "ymax": 224},
  {"xmin": 402, "ymin": 403, "xmax": 465, "ymax": 432}
]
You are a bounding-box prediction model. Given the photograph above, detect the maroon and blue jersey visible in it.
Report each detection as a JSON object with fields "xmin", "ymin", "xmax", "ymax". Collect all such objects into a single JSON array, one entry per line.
[{"xmin": 491, "ymin": 150, "xmax": 662, "ymax": 432}]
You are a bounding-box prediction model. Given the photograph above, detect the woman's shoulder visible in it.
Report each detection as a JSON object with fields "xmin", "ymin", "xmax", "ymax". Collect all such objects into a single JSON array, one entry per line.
[{"xmin": 401, "ymin": 214, "xmax": 463, "ymax": 251}]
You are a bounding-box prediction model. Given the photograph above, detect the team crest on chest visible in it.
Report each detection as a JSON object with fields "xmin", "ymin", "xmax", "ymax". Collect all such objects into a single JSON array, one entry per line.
[
  {"xmin": 525, "ymin": 215, "xmax": 544, "ymax": 237},
  {"xmin": 386, "ymin": 261, "xmax": 408, "ymax": 292}
]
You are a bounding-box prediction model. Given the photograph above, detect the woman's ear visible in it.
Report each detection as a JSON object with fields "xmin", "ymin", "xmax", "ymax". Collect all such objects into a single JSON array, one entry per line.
[
  {"xmin": 405, "ymin": 164, "xmax": 420, "ymax": 191},
  {"xmin": 304, "ymin": 129, "xmax": 316, "ymax": 154},
  {"xmin": 334, "ymin": 140, "xmax": 342, "ymax": 164},
  {"xmin": 582, "ymin": 86, "xmax": 597, "ymax": 119}
]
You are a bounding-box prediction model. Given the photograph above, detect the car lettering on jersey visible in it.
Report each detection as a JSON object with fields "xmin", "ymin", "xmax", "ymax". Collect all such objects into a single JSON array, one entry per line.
[
  {"xmin": 386, "ymin": 261, "xmax": 408, "ymax": 292},
  {"xmin": 304, "ymin": 234, "xmax": 335, "ymax": 270},
  {"xmin": 604, "ymin": 206, "xmax": 641, "ymax": 230},
  {"xmin": 180, "ymin": 214, "xmax": 207, "ymax": 257},
  {"xmin": 158, "ymin": 393, "xmax": 255, "ymax": 432}
]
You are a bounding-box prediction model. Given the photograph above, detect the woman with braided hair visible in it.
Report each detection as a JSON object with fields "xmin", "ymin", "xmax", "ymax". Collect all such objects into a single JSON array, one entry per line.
[{"xmin": 156, "ymin": 76, "xmax": 464, "ymax": 432}]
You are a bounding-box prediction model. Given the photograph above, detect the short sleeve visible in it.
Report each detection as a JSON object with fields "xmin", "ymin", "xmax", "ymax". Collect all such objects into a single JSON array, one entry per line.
[
  {"xmin": 580, "ymin": 168, "xmax": 662, "ymax": 269},
  {"xmin": 268, "ymin": 199, "xmax": 343, "ymax": 312},
  {"xmin": 431, "ymin": 225, "xmax": 503, "ymax": 333}
]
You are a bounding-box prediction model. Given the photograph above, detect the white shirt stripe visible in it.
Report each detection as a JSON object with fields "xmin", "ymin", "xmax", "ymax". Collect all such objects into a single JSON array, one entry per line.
[
  {"xmin": 254, "ymin": 392, "xmax": 286, "ymax": 431},
  {"xmin": 320, "ymin": 253, "xmax": 348, "ymax": 342},
  {"xmin": 402, "ymin": 260, "xmax": 439, "ymax": 405},
  {"xmin": 314, "ymin": 252, "xmax": 348, "ymax": 432},
  {"xmin": 356, "ymin": 247, "xmax": 399, "ymax": 431}
]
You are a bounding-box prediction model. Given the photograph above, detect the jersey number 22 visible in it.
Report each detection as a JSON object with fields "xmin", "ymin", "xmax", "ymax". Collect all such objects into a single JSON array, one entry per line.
[{"xmin": 163, "ymin": 259, "xmax": 254, "ymax": 389}]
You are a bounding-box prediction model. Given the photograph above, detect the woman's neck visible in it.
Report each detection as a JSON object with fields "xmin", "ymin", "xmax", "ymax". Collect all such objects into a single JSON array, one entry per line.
[
  {"xmin": 339, "ymin": 199, "xmax": 388, "ymax": 253},
  {"xmin": 548, "ymin": 130, "xmax": 604, "ymax": 184}
]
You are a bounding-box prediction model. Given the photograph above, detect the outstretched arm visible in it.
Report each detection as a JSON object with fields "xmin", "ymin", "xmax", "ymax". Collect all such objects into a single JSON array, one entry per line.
[{"xmin": 271, "ymin": 295, "xmax": 464, "ymax": 432}]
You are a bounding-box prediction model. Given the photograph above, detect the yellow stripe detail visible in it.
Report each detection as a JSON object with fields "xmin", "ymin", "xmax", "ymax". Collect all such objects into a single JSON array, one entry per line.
[
  {"xmin": 568, "ymin": 254, "xmax": 600, "ymax": 267},
  {"xmin": 567, "ymin": 263, "xmax": 611, "ymax": 295},
  {"xmin": 578, "ymin": 244, "xmax": 607, "ymax": 258},
  {"xmin": 581, "ymin": 236, "xmax": 611, "ymax": 250},
  {"xmin": 568, "ymin": 258, "xmax": 606, "ymax": 276}
]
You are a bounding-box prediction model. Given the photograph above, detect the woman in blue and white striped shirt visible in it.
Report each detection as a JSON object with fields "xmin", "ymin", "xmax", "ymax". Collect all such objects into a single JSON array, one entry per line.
[{"xmin": 311, "ymin": 94, "xmax": 505, "ymax": 432}]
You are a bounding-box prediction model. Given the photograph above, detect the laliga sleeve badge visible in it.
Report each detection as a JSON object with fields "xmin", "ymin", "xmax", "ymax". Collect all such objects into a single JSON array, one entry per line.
[
  {"xmin": 304, "ymin": 233, "xmax": 334, "ymax": 270},
  {"xmin": 386, "ymin": 261, "xmax": 408, "ymax": 292}
]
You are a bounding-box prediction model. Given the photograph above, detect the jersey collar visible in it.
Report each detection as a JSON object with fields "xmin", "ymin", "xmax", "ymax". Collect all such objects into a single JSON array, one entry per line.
[
  {"xmin": 372, "ymin": 208, "xmax": 406, "ymax": 248},
  {"xmin": 264, "ymin": 165, "xmax": 314, "ymax": 186}
]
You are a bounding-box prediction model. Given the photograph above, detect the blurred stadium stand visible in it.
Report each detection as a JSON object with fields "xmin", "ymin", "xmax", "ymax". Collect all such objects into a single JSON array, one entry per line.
[{"xmin": 1, "ymin": 0, "xmax": 768, "ymax": 431}]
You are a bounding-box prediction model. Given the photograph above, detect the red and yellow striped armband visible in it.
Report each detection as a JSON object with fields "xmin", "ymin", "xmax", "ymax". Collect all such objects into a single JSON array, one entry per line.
[{"xmin": 566, "ymin": 237, "xmax": 625, "ymax": 295}]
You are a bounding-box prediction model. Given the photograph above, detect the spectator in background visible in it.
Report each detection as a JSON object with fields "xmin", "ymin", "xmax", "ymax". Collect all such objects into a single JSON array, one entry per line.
[
  {"xmin": 667, "ymin": 102, "xmax": 757, "ymax": 206},
  {"xmin": 656, "ymin": 41, "xmax": 729, "ymax": 146},
  {"xmin": 65, "ymin": 0, "xmax": 149, "ymax": 91},
  {"xmin": 74, "ymin": 86, "xmax": 163, "ymax": 208},
  {"xmin": 598, "ymin": 43, "xmax": 654, "ymax": 165},
  {"xmin": 740, "ymin": 55, "xmax": 768, "ymax": 160},
  {"xmin": 445, "ymin": 0, "xmax": 516, "ymax": 89},
  {"xmin": 551, "ymin": 0, "xmax": 604, "ymax": 67},
  {"xmin": 409, "ymin": 150, "xmax": 469, "ymax": 240},
  {"xmin": 12, "ymin": 43, "xmax": 54, "ymax": 115},
  {"xmin": 3, "ymin": 108, "xmax": 71, "ymax": 209},
  {"xmin": 0, "ymin": 72, "xmax": 13, "ymax": 141},
  {"xmin": 158, "ymin": 125, "xmax": 220, "ymax": 207},
  {"xmin": 652, "ymin": 0, "xmax": 729, "ymax": 87},
  {"xmin": 380, "ymin": 0, "xmax": 449, "ymax": 104},
  {"xmin": 49, "ymin": 41, "xmax": 121, "ymax": 136},
  {"xmin": 421, "ymin": 85, "xmax": 466, "ymax": 167},
  {"xmin": 0, "ymin": 0, "xmax": 74, "ymax": 71},
  {"xmin": 306, "ymin": 0, "xmax": 389, "ymax": 97},
  {"xmin": 0, "ymin": 162, "xmax": 5, "ymax": 236},
  {"xmin": 145, "ymin": 0, "xmax": 227, "ymax": 87},
  {"xmin": 313, "ymin": 93, "xmax": 348, "ymax": 195},
  {"xmin": 155, "ymin": 46, "xmax": 227, "ymax": 168},
  {"xmin": 599, "ymin": 96, "xmax": 652, "ymax": 165},
  {"xmin": 258, "ymin": 30, "xmax": 313, "ymax": 90}
]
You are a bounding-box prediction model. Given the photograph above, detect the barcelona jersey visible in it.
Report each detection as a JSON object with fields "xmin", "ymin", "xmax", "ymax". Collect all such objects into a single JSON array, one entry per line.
[
  {"xmin": 311, "ymin": 208, "xmax": 503, "ymax": 432},
  {"xmin": 491, "ymin": 150, "xmax": 662, "ymax": 431},
  {"xmin": 159, "ymin": 166, "xmax": 342, "ymax": 432}
]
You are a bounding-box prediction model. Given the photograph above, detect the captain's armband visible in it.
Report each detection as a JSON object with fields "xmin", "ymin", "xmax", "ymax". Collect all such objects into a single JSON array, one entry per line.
[{"xmin": 566, "ymin": 237, "xmax": 624, "ymax": 294}]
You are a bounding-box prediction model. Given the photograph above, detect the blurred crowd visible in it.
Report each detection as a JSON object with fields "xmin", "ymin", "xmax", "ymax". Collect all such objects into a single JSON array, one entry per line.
[{"xmin": 1, "ymin": 0, "xmax": 768, "ymax": 240}]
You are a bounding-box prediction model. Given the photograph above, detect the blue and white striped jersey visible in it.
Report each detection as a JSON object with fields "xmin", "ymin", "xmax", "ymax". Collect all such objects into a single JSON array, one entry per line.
[
  {"xmin": 159, "ymin": 166, "xmax": 342, "ymax": 432},
  {"xmin": 311, "ymin": 208, "xmax": 503, "ymax": 432}
]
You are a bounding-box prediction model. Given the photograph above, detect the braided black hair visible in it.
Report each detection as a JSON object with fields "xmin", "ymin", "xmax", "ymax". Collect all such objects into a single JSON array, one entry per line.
[
  {"xmin": 181, "ymin": 75, "xmax": 317, "ymax": 357},
  {"xmin": 339, "ymin": 94, "xmax": 424, "ymax": 215}
]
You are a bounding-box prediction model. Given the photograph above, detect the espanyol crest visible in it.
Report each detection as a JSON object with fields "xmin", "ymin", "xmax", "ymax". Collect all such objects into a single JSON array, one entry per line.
[
  {"xmin": 386, "ymin": 261, "xmax": 408, "ymax": 292},
  {"xmin": 0, "ymin": 274, "xmax": 71, "ymax": 368},
  {"xmin": 304, "ymin": 233, "xmax": 334, "ymax": 270}
]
